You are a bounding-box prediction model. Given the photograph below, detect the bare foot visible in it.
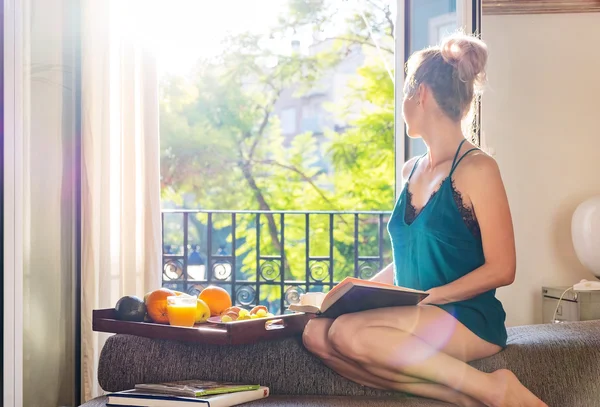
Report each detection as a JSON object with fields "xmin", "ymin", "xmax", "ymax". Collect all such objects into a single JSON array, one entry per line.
[{"xmin": 485, "ymin": 369, "xmax": 548, "ymax": 407}]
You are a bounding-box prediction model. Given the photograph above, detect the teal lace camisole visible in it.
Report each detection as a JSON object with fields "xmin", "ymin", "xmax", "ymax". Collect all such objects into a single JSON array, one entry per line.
[{"xmin": 387, "ymin": 140, "xmax": 508, "ymax": 348}]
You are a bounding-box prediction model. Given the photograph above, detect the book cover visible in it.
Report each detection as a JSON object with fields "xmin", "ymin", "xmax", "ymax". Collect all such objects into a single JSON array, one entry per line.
[
  {"xmin": 289, "ymin": 277, "xmax": 428, "ymax": 318},
  {"xmin": 107, "ymin": 386, "xmax": 269, "ymax": 407},
  {"xmin": 134, "ymin": 380, "xmax": 260, "ymax": 398}
]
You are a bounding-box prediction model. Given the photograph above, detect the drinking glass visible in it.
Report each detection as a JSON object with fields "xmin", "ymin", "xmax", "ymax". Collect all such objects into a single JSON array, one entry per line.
[{"xmin": 166, "ymin": 296, "xmax": 197, "ymax": 327}]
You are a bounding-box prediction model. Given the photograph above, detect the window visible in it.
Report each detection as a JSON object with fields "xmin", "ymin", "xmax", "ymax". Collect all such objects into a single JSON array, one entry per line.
[{"xmin": 156, "ymin": 0, "xmax": 480, "ymax": 307}]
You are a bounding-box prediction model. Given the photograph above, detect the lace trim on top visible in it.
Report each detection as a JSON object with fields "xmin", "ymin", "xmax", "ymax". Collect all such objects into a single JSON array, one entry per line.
[{"xmin": 404, "ymin": 180, "xmax": 481, "ymax": 239}]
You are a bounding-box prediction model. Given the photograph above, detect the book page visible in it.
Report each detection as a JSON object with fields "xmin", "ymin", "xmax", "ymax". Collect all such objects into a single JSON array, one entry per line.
[
  {"xmin": 346, "ymin": 277, "xmax": 426, "ymax": 294},
  {"xmin": 288, "ymin": 304, "xmax": 320, "ymax": 313},
  {"xmin": 135, "ymin": 380, "xmax": 259, "ymax": 397},
  {"xmin": 288, "ymin": 292, "xmax": 325, "ymax": 313},
  {"xmin": 298, "ymin": 292, "xmax": 325, "ymax": 308}
]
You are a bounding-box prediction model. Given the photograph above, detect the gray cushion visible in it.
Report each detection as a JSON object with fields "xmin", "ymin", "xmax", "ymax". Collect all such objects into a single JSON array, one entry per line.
[
  {"xmin": 97, "ymin": 320, "xmax": 600, "ymax": 406},
  {"xmin": 81, "ymin": 395, "xmax": 453, "ymax": 407}
]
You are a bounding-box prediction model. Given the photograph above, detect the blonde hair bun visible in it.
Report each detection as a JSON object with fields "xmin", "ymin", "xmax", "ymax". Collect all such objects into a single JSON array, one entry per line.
[{"xmin": 440, "ymin": 33, "xmax": 487, "ymax": 88}]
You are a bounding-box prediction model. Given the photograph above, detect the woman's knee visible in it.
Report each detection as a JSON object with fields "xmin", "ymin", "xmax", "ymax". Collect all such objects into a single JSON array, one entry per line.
[
  {"xmin": 328, "ymin": 314, "xmax": 360, "ymax": 355},
  {"xmin": 302, "ymin": 318, "xmax": 333, "ymax": 358}
]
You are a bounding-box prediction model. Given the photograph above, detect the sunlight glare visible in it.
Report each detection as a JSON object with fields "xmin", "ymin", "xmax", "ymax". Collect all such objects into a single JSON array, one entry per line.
[{"xmin": 134, "ymin": 0, "xmax": 287, "ymax": 76}]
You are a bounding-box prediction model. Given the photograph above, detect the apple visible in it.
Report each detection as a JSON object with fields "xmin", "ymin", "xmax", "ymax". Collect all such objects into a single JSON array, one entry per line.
[{"xmin": 195, "ymin": 298, "xmax": 211, "ymax": 323}]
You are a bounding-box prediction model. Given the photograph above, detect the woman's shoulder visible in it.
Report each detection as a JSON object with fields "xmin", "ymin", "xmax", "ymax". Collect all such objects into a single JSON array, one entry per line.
[
  {"xmin": 455, "ymin": 148, "xmax": 502, "ymax": 185},
  {"xmin": 461, "ymin": 149, "xmax": 498, "ymax": 171},
  {"xmin": 401, "ymin": 155, "xmax": 421, "ymax": 181}
]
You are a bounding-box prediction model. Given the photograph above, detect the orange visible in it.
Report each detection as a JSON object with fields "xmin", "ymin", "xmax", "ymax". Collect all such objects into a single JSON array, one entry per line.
[
  {"xmin": 144, "ymin": 289, "xmax": 184, "ymax": 304},
  {"xmin": 145, "ymin": 288, "xmax": 176, "ymax": 324},
  {"xmin": 199, "ymin": 286, "xmax": 232, "ymax": 316}
]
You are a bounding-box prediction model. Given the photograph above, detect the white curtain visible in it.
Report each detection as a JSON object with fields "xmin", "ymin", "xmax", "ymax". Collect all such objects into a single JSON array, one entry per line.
[
  {"xmin": 19, "ymin": 0, "xmax": 79, "ymax": 405},
  {"xmin": 81, "ymin": 0, "xmax": 162, "ymax": 401}
]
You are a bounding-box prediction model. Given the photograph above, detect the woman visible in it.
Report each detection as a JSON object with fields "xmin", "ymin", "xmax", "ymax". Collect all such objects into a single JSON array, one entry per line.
[{"xmin": 302, "ymin": 33, "xmax": 547, "ymax": 407}]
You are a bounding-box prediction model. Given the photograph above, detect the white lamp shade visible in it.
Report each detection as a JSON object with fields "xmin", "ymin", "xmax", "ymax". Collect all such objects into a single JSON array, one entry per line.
[{"xmin": 572, "ymin": 196, "xmax": 600, "ymax": 279}]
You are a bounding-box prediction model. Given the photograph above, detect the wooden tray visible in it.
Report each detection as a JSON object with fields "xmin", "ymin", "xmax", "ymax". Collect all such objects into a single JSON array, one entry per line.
[{"xmin": 92, "ymin": 308, "xmax": 314, "ymax": 345}]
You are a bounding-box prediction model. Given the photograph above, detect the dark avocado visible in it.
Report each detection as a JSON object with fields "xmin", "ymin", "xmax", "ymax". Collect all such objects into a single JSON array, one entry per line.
[{"xmin": 115, "ymin": 295, "xmax": 146, "ymax": 322}]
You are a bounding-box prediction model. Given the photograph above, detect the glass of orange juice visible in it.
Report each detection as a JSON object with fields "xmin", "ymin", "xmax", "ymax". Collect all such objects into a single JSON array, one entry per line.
[{"xmin": 166, "ymin": 296, "xmax": 197, "ymax": 327}]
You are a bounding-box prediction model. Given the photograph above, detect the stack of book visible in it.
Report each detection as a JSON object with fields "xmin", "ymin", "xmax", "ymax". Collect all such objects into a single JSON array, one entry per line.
[{"xmin": 106, "ymin": 380, "xmax": 269, "ymax": 407}]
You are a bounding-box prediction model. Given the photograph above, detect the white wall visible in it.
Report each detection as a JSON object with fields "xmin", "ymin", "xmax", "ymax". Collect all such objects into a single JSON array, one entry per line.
[{"xmin": 482, "ymin": 13, "xmax": 600, "ymax": 326}]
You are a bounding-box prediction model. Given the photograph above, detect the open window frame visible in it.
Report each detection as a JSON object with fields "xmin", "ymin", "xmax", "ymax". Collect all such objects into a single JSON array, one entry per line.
[{"xmin": 394, "ymin": 0, "xmax": 482, "ymax": 194}]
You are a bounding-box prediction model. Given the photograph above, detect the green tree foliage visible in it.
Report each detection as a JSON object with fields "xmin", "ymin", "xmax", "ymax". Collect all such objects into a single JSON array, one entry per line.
[{"xmin": 160, "ymin": 0, "xmax": 396, "ymax": 307}]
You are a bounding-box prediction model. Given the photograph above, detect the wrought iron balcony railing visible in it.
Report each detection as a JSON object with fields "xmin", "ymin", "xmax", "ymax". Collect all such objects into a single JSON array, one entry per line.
[{"xmin": 162, "ymin": 209, "xmax": 392, "ymax": 314}]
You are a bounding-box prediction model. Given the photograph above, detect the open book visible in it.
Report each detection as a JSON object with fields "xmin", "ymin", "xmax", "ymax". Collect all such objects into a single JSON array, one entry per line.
[{"xmin": 288, "ymin": 277, "xmax": 428, "ymax": 318}]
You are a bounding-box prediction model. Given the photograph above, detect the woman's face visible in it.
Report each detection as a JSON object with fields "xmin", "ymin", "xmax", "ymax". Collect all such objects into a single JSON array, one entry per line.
[{"xmin": 402, "ymin": 82, "xmax": 422, "ymax": 139}]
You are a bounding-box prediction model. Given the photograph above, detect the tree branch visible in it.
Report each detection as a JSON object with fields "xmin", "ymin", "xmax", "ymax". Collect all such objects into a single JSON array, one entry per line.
[
  {"xmin": 240, "ymin": 162, "xmax": 279, "ymax": 235},
  {"xmin": 239, "ymin": 160, "xmax": 293, "ymax": 277},
  {"xmin": 248, "ymin": 109, "xmax": 271, "ymax": 160},
  {"xmin": 384, "ymin": 6, "xmax": 395, "ymax": 38},
  {"xmin": 255, "ymin": 159, "xmax": 340, "ymax": 211},
  {"xmin": 248, "ymin": 89, "xmax": 282, "ymax": 160}
]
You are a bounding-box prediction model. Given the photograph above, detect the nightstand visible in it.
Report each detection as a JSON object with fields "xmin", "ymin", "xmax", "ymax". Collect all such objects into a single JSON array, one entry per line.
[{"xmin": 542, "ymin": 286, "xmax": 600, "ymax": 323}]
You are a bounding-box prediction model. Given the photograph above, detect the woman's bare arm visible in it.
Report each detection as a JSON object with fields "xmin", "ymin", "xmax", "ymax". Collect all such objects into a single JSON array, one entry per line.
[{"xmin": 421, "ymin": 155, "xmax": 515, "ymax": 305}]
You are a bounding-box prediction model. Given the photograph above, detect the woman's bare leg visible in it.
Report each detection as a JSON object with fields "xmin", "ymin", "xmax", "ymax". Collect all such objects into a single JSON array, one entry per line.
[
  {"xmin": 323, "ymin": 306, "xmax": 547, "ymax": 407},
  {"xmin": 304, "ymin": 317, "xmax": 484, "ymax": 407}
]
